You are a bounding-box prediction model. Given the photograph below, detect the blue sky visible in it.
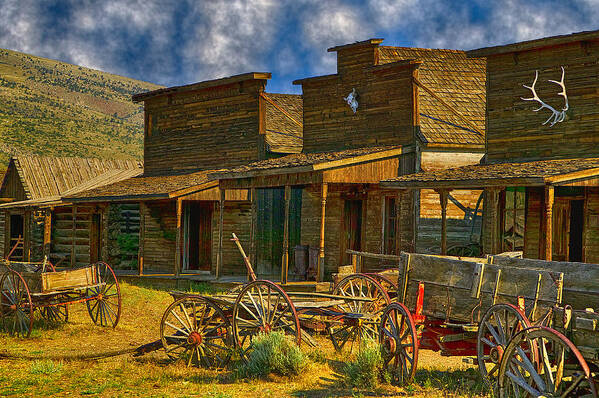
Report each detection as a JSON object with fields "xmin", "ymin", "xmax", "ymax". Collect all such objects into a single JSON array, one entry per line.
[{"xmin": 1, "ymin": 0, "xmax": 598, "ymax": 94}]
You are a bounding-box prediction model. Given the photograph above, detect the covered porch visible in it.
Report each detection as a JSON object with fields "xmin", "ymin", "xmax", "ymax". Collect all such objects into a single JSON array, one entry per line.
[{"xmin": 381, "ymin": 157, "xmax": 599, "ymax": 262}]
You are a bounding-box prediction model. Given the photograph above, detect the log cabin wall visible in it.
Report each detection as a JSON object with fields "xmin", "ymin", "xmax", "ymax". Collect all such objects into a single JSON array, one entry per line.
[
  {"xmin": 584, "ymin": 187, "xmax": 599, "ymax": 263},
  {"xmin": 143, "ymin": 79, "xmax": 265, "ymax": 175},
  {"xmin": 484, "ymin": 40, "xmax": 599, "ymax": 162},
  {"xmin": 0, "ymin": 164, "xmax": 26, "ymax": 202},
  {"xmin": 210, "ymin": 201, "xmax": 252, "ymax": 276},
  {"xmin": 300, "ymin": 47, "xmax": 415, "ymax": 153},
  {"xmin": 139, "ymin": 200, "xmax": 177, "ymax": 273}
]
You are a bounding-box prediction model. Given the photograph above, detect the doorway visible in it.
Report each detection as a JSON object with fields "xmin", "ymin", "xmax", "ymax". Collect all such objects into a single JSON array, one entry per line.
[
  {"xmin": 8, "ymin": 214, "xmax": 24, "ymax": 260},
  {"xmin": 184, "ymin": 202, "xmax": 213, "ymax": 271},
  {"xmin": 568, "ymin": 200, "xmax": 584, "ymax": 262},
  {"xmin": 89, "ymin": 213, "xmax": 102, "ymax": 263},
  {"xmin": 552, "ymin": 198, "xmax": 584, "ymax": 262},
  {"xmin": 341, "ymin": 199, "xmax": 363, "ymax": 265}
]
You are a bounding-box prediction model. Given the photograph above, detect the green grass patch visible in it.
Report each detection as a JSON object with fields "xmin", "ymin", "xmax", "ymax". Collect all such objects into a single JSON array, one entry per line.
[
  {"xmin": 30, "ymin": 359, "xmax": 63, "ymax": 375},
  {"xmin": 239, "ymin": 332, "xmax": 308, "ymax": 379},
  {"xmin": 341, "ymin": 339, "xmax": 383, "ymax": 389}
]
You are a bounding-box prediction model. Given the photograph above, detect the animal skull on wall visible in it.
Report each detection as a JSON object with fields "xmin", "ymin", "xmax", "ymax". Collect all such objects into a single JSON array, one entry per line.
[
  {"xmin": 344, "ymin": 88, "xmax": 358, "ymax": 114},
  {"xmin": 521, "ymin": 66, "xmax": 569, "ymax": 127}
]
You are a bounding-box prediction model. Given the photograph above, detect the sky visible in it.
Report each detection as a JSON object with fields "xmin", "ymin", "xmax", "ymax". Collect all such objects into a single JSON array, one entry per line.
[{"xmin": 1, "ymin": 0, "xmax": 598, "ymax": 94}]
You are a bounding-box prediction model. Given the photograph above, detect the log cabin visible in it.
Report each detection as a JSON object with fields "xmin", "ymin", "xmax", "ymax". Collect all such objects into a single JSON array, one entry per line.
[
  {"xmin": 382, "ymin": 29, "xmax": 599, "ymax": 263},
  {"xmin": 214, "ymin": 39, "xmax": 487, "ymax": 282},
  {"xmin": 0, "ymin": 156, "xmax": 142, "ymax": 266},
  {"xmin": 65, "ymin": 72, "xmax": 303, "ymax": 277}
]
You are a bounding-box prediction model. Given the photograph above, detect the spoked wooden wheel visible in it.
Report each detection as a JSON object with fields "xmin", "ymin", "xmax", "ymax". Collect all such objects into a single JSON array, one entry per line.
[
  {"xmin": 363, "ymin": 273, "xmax": 398, "ymax": 297},
  {"xmin": 86, "ymin": 262, "xmax": 121, "ymax": 328},
  {"xmin": 161, "ymin": 296, "xmax": 233, "ymax": 368},
  {"xmin": 498, "ymin": 326, "xmax": 597, "ymax": 398},
  {"xmin": 477, "ymin": 303, "xmax": 532, "ymax": 389},
  {"xmin": 232, "ymin": 280, "xmax": 300, "ymax": 361},
  {"xmin": 379, "ymin": 302, "xmax": 418, "ymax": 386},
  {"xmin": 40, "ymin": 305, "xmax": 69, "ymax": 323},
  {"xmin": 0, "ymin": 270, "xmax": 33, "ymax": 337},
  {"xmin": 329, "ymin": 274, "xmax": 390, "ymax": 352}
]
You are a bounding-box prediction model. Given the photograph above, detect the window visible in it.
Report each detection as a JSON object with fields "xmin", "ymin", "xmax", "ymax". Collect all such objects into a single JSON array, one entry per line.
[
  {"xmin": 502, "ymin": 187, "xmax": 526, "ymax": 252},
  {"xmin": 384, "ymin": 196, "xmax": 397, "ymax": 254}
]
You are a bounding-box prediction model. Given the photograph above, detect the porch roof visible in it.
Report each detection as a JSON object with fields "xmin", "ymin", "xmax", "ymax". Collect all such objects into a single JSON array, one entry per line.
[
  {"xmin": 64, "ymin": 170, "xmax": 218, "ymax": 202},
  {"xmin": 381, "ymin": 158, "xmax": 599, "ymax": 189}
]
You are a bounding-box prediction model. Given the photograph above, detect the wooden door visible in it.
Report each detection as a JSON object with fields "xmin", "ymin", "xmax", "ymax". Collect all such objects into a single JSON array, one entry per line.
[
  {"xmin": 341, "ymin": 200, "xmax": 363, "ymax": 265},
  {"xmin": 552, "ymin": 199, "xmax": 570, "ymax": 262},
  {"xmin": 568, "ymin": 200, "xmax": 584, "ymax": 262},
  {"xmin": 89, "ymin": 213, "xmax": 102, "ymax": 263},
  {"xmin": 186, "ymin": 202, "xmax": 213, "ymax": 271}
]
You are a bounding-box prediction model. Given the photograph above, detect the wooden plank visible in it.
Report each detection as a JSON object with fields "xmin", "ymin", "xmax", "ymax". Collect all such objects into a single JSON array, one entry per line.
[
  {"xmin": 216, "ymin": 189, "xmax": 225, "ymax": 279},
  {"xmin": 175, "ymin": 199, "xmax": 182, "ymax": 276},
  {"xmin": 318, "ymin": 183, "xmax": 328, "ymax": 282},
  {"xmin": 544, "ymin": 185, "xmax": 554, "ymax": 260},
  {"xmin": 41, "ymin": 266, "xmax": 96, "ymax": 293},
  {"xmin": 281, "ymin": 185, "xmax": 290, "ymax": 284},
  {"xmin": 138, "ymin": 202, "xmax": 145, "ymax": 276}
]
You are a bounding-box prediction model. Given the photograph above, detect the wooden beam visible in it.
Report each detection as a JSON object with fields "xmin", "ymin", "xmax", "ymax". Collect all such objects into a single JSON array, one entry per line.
[
  {"xmin": 544, "ymin": 185, "xmax": 554, "ymax": 261},
  {"xmin": 216, "ymin": 189, "xmax": 225, "ymax": 279},
  {"xmin": 138, "ymin": 202, "xmax": 145, "ymax": 276},
  {"xmin": 436, "ymin": 189, "xmax": 450, "ymax": 255},
  {"xmin": 486, "ymin": 188, "xmax": 502, "ymax": 255},
  {"xmin": 175, "ymin": 199, "xmax": 182, "ymax": 276},
  {"xmin": 281, "ymin": 185, "xmax": 291, "ymax": 284},
  {"xmin": 318, "ymin": 183, "xmax": 328, "ymax": 282},
  {"xmin": 43, "ymin": 210, "xmax": 52, "ymax": 260}
]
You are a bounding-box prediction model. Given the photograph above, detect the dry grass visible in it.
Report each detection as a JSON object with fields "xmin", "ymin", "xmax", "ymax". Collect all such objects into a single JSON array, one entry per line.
[{"xmin": 0, "ymin": 282, "xmax": 490, "ymax": 397}]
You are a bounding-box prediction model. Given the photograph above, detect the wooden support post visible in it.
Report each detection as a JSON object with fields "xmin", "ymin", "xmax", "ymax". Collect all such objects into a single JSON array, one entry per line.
[
  {"xmin": 486, "ymin": 188, "xmax": 502, "ymax": 255},
  {"xmin": 43, "ymin": 210, "xmax": 52, "ymax": 259},
  {"xmin": 216, "ymin": 189, "xmax": 225, "ymax": 279},
  {"xmin": 436, "ymin": 189, "xmax": 449, "ymax": 255},
  {"xmin": 318, "ymin": 183, "xmax": 328, "ymax": 282},
  {"xmin": 281, "ymin": 185, "xmax": 291, "ymax": 284},
  {"xmin": 138, "ymin": 202, "xmax": 145, "ymax": 276},
  {"xmin": 250, "ymin": 188, "xmax": 257, "ymax": 267},
  {"xmin": 175, "ymin": 199, "xmax": 182, "ymax": 276},
  {"xmin": 544, "ymin": 185, "xmax": 554, "ymax": 261},
  {"xmin": 71, "ymin": 206, "xmax": 76, "ymax": 267}
]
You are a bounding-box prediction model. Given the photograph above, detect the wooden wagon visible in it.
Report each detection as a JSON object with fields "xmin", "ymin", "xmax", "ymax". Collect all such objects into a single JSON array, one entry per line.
[
  {"xmin": 0, "ymin": 260, "xmax": 121, "ymax": 337},
  {"xmin": 375, "ymin": 252, "xmax": 564, "ymax": 387}
]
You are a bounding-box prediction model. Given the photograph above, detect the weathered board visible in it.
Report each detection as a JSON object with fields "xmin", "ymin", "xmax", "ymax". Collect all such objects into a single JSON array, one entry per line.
[{"xmin": 41, "ymin": 265, "xmax": 96, "ymax": 293}]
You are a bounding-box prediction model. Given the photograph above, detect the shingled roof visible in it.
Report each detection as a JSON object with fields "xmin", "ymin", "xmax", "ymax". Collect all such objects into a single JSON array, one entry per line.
[
  {"xmin": 0, "ymin": 156, "xmax": 143, "ymax": 202},
  {"xmin": 378, "ymin": 47, "xmax": 486, "ymax": 146},
  {"xmin": 381, "ymin": 158, "xmax": 599, "ymax": 189},
  {"xmin": 263, "ymin": 93, "xmax": 303, "ymax": 154}
]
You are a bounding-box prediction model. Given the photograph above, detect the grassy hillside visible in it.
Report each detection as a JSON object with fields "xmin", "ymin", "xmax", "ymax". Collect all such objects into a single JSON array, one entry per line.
[{"xmin": 0, "ymin": 48, "xmax": 163, "ymax": 165}]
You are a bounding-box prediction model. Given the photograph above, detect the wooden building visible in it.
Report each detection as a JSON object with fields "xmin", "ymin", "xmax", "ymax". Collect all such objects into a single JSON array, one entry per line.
[
  {"xmin": 382, "ymin": 29, "xmax": 599, "ymax": 263},
  {"xmin": 215, "ymin": 39, "xmax": 487, "ymax": 282},
  {"xmin": 0, "ymin": 156, "xmax": 142, "ymax": 265},
  {"xmin": 66, "ymin": 72, "xmax": 303, "ymax": 277}
]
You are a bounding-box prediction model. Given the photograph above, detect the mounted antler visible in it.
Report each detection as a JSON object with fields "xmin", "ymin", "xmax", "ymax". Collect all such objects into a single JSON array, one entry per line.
[{"xmin": 521, "ymin": 66, "xmax": 568, "ymax": 127}]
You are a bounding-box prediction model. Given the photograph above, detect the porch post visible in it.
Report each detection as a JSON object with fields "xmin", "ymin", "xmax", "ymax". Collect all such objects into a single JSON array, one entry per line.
[
  {"xmin": 486, "ymin": 188, "xmax": 502, "ymax": 255},
  {"xmin": 436, "ymin": 189, "xmax": 449, "ymax": 255},
  {"xmin": 318, "ymin": 183, "xmax": 328, "ymax": 282},
  {"xmin": 175, "ymin": 198, "xmax": 182, "ymax": 276},
  {"xmin": 281, "ymin": 185, "xmax": 291, "ymax": 284},
  {"xmin": 138, "ymin": 202, "xmax": 145, "ymax": 276},
  {"xmin": 544, "ymin": 185, "xmax": 554, "ymax": 261},
  {"xmin": 43, "ymin": 209, "xmax": 52, "ymax": 260},
  {"xmin": 216, "ymin": 188, "xmax": 225, "ymax": 279}
]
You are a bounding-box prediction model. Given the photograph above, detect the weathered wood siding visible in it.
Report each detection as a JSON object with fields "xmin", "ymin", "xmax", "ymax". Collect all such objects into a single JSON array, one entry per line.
[
  {"xmin": 140, "ymin": 201, "xmax": 176, "ymax": 273},
  {"xmin": 300, "ymin": 58, "xmax": 414, "ymax": 153},
  {"xmin": 584, "ymin": 187, "xmax": 599, "ymax": 263},
  {"xmin": 143, "ymin": 79, "xmax": 265, "ymax": 175},
  {"xmin": 524, "ymin": 187, "xmax": 543, "ymax": 259},
  {"xmin": 0, "ymin": 164, "xmax": 27, "ymax": 201},
  {"xmin": 485, "ymin": 40, "xmax": 599, "ymax": 162},
  {"xmin": 211, "ymin": 201, "xmax": 252, "ymax": 276}
]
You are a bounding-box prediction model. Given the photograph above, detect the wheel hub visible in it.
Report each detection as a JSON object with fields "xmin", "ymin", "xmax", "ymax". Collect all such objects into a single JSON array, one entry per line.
[
  {"xmin": 96, "ymin": 293, "xmax": 103, "ymax": 301},
  {"xmin": 384, "ymin": 336, "xmax": 397, "ymax": 354},
  {"xmin": 489, "ymin": 345, "xmax": 504, "ymax": 364},
  {"xmin": 187, "ymin": 331, "xmax": 203, "ymax": 346}
]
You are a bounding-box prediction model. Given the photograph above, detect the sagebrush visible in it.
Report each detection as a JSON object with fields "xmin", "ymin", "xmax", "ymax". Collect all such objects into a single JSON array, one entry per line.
[
  {"xmin": 240, "ymin": 331, "xmax": 307, "ymax": 378},
  {"xmin": 342, "ymin": 338, "xmax": 383, "ymax": 389}
]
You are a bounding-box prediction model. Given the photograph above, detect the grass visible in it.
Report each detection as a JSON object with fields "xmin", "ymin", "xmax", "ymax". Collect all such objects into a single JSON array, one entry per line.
[
  {"xmin": 0, "ymin": 281, "xmax": 491, "ymax": 397},
  {"xmin": 239, "ymin": 332, "xmax": 308, "ymax": 379},
  {"xmin": 341, "ymin": 339, "xmax": 382, "ymax": 389}
]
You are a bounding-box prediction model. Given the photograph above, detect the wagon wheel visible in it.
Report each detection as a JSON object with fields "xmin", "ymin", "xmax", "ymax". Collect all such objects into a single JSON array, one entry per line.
[
  {"xmin": 379, "ymin": 302, "xmax": 418, "ymax": 386},
  {"xmin": 329, "ymin": 274, "xmax": 390, "ymax": 352},
  {"xmin": 0, "ymin": 270, "xmax": 33, "ymax": 337},
  {"xmin": 39, "ymin": 305, "xmax": 69, "ymax": 323},
  {"xmin": 477, "ymin": 303, "xmax": 531, "ymax": 389},
  {"xmin": 232, "ymin": 280, "xmax": 300, "ymax": 361},
  {"xmin": 160, "ymin": 296, "xmax": 233, "ymax": 368},
  {"xmin": 86, "ymin": 262, "xmax": 121, "ymax": 328},
  {"xmin": 363, "ymin": 273, "xmax": 398, "ymax": 297},
  {"xmin": 498, "ymin": 326, "xmax": 597, "ymax": 398}
]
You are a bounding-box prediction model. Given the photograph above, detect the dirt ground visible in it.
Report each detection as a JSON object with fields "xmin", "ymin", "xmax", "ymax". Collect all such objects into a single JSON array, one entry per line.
[{"xmin": 0, "ymin": 282, "xmax": 491, "ymax": 397}]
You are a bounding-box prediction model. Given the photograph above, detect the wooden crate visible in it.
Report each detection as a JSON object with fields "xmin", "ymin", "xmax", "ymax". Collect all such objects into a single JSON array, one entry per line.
[{"xmin": 41, "ymin": 265, "xmax": 97, "ymax": 293}]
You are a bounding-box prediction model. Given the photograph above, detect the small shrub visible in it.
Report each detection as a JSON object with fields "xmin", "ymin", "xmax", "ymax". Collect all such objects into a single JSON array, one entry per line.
[
  {"xmin": 30, "ymin": 360, "xmax": 62, "ymax": 375},
  {"xmin": 342, "ymin": 339, "xmax": 383, "ymax": 389},
  {"xmin": 240, "ymin": 332, "xmax": 307, "ymax": 378}
]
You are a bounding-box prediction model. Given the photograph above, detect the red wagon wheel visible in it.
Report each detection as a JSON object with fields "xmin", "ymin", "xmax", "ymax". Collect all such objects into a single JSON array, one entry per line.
[
  {"xmin": 0, "ymin": 270, "xmax": 34, "ymax": 337},
  {"xmin": 477, "ymin": 303, "xmax": 531, "ymax": 389},
  {"xmin": 498, "ymin": 326, "xmax": 597, "ymax": 398},
  {"xmin": 86, "ymin": 262, "xmax": 121, "ymax": 328},
  {"xmin": 161, "ymin": 296, "xmax": 233, "ymax": 368},
  {"xmin": 232, "ymin": 280, "xmax": 300, "ymax": 361},
  {"xmin": 329, "ymin": 274, "xmax": 390, "ymax": 352},
  {"xmin": 379, "ymin": 302, "xmax": 418, "ymax": 386}
]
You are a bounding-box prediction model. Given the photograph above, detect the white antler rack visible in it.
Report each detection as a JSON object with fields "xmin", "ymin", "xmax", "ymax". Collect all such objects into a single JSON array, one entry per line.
[{"xmin": 521, "ymin": 66, "xmax": 569, "ymax": 127}]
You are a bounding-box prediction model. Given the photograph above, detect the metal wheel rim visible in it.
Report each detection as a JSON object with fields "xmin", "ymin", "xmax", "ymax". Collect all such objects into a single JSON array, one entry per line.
[
  {"xmin": 329, "ymin": 274, "xmax": 390, "ymax": 352},
  {"xmin": 379, "ymin": 302, "xmax": 418, "ymax": 386},
  {"xmin": 0, "ymin": 270, "xmax": 33, "ymax": 338},
  {"xmin": 498, "ymin": 326, "xmax": 597, "ymax": 398},
  {"xmin": 477, "ymin": 303, "xmax": 531, "ymax": 389},
  {"xmin": 160, "ymin": 296, "xmax": 233, "ymax": 368},
  {"xmin": 86, "ymin": 262, "xmax": 122, "ymax": 328},
  {"xmin": 232, "ymin": 280, "xmax": 301, "ymax": 361}
]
